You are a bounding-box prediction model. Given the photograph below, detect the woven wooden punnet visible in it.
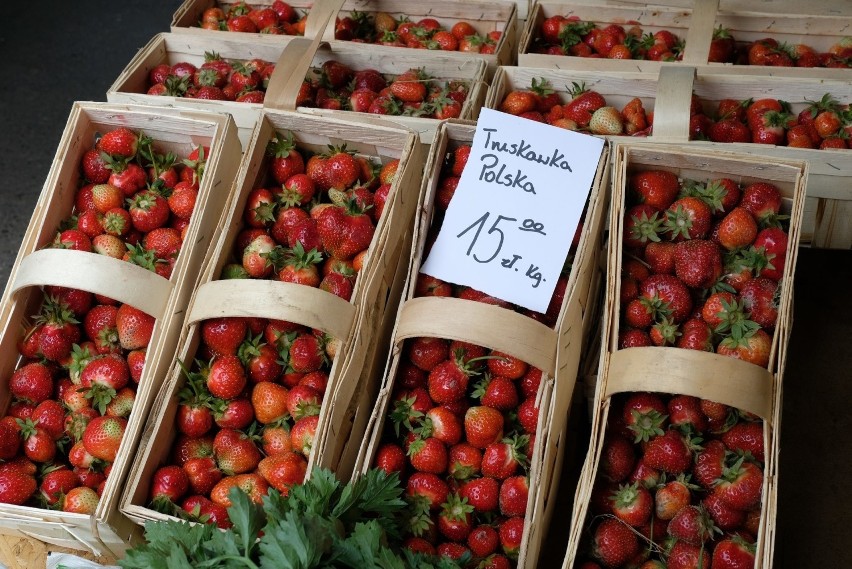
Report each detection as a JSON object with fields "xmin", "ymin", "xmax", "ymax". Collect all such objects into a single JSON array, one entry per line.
[
  {"xmin": 517, "ymin": 1, "xmax": 710, "ymax": 72},
  {"xmin": 316, "ymin": 0, "xmax": 519, "ymax": 73},
  {"xmin": 0, "ymin": 102, "xmax": 241, "ymax": 556},
  {"xmin": 107, "ymin": 32, "xmax": 297, "ymax": 149},
  {"xmin": 119, "ymin": 110, "xmax": 424, "ymax": 527},
  {"xmin": 351, "ymin": 121, "xmax": 611, "ymax": 569},
  {"xmin": 172, "ymin": 0, "xmax": 319, "ymax": 39},
  {"xmin": 262, "ymin": 37, "xmax": 487, "ymax": 144},
  {"xmin": 561, "ymin": 143, "xmax": 807, "ymax": 569},
  {"xmin": 519, "ymin": 0, "xmax": 852, "ymax": 80}
]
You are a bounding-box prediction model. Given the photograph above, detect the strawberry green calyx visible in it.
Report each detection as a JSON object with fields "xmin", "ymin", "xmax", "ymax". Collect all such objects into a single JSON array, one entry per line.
[
  {"xmin": 713, "ymin": 297, "xmax": 760, "ymax": 339},
  {"xmin": 558, "ymin": 20, "xmax": 595, "ymax": 48},
  {"xmin": 390, "ymin": 396, "xmax": 424, "ymax": 437},
  {"xmin": 664, "ymin": 204, "xmax": 696, "ymax": 240},
  {"xmin": 629, "ymin": 209, "xmax": 663, "ymax": 244},
  {"xmin": 406, "ymin": 494, "xmax": 434, "ymax": 537},
  {"xmin": 440, "ymin": 493, "xmax": 474, "ymax": 522},
  {"xmin": 529, "ymin": 77, "xmax": 554, "ymax": 97},
  {"xmin": 67, "ymin": 343, "xmax": 95, "ymax": 385},
  {"xmin": 267, "ymin": 131, "xmax": 298, "ymax": 159},
  {"xmin": 628, "ymin": 408, "xmax": 667, "ymax": 443},
  {"xmin": 651, "ymin": 317, "xmax": 681, "ymax": 346}
]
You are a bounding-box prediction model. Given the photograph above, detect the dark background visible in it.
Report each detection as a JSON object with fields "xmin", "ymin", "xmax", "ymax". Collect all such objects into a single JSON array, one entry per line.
[{"xmin": 0, "ymin": 1, "xmax": 849, "ymax": 566}]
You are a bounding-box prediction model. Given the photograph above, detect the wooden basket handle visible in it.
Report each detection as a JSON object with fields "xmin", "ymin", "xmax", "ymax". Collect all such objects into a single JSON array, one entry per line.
[
  {"xmin": 681, "ymin": 0, "xmax": 719, "ymax": 65},
  {"xmin": 605, "ymin": 347, "xmax": 775, "ymax": 423},
  {"xmin": 394, "ymin": 296, "xmax": 558, "ymax": 377},
  {"xmin": 10, "ymin": 249, "xmax": 172, "ymax": 318},
  {"xmin": 303, "ymin": 0, "xmax": 346, "ymax": 39},
  {"xmin": 652, "ymin": 65, "xmax": 696, "ymax": 142},
  {"xmin": 187, "ymin": 279, "xmax": 357, "ymax": 341}
]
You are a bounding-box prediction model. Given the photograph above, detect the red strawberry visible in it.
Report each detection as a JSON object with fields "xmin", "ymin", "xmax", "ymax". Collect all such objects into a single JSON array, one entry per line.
[
  {"xmin": 610, "ymin": 482, "xmax": 653, "ymax": 527},
  {"xmin": 667, "ymin": 540, "xmax": 710, "ymax": 569},
  {"xmin": 0, "ymin": 418, "xmax": 21, "ymax": 460},
  {"xmin": 481, "ymin": 438, "xmax": 526, "ymax": 480},
  {"xmin": 149, "ymin": 465, "xmax": 190, "ymax": 504},
  {"xmin": 458, "ymin": 476, "xmax": 498, "ymax": 513},
  {"xmin": 407, "ymin": 337, "xmax": 449, "ymax": 372},
  {"xmin": 214, "ymin": 428, "xmax": 262, "ymax": 475},
  {"xmin": 702, "ymin": 492, "xmax": 746, "ymax": 531},
  {"xmin": 655, "ymin": 478, "xmax": 693, "ymax": 520},
  {"xmin": 210, "ymin": 474, "xmax": 269, "ymax": 507},
  {"xmin": 437, "ymin": 493, "xmax": 474, "ymax": 541},
  {"xmin": 39, "ymin": 467, "xmax": 79, "ymax": 506},
  {"xmin": 207, "ymin": 355, "xmax": 247, "ymax": 400},
  {"xmin": 98, "ymin": 127, "xmax": 138, "ymax": 158},
  {"xmin": 644, "ymin": 241, "xmax": 676, "ymax": 274},
  {"xmin": 665, "ymin": 197, "xmax": 713, "ymax": 241},
  {"xmin": 499, "ymin": 475, "xmax": 529, "ymax": 517},
  {"xmin": 9, "ymin": 362, "xmax": 53, "ymax": 404},
  {"xmin": 721, "ymin": 421, "xmax": 765, "ymax": 463},
  {"xmin": 448, "ymin": 444, "xmax": 483, "ymax": 480},
  {"xmin": 290, "ymin": 415, "xmax": 319, "ymax": 456},
  {"xmin": 374, "ymin": 443, "xmax": 406, "ymax": 474},
  {"xmin": 564, "ymin": 83, "xmax": 606, "ymax": 127},
  {"xmin": 468, "ymin": 525, "xmax": 500, "ymax": 558},
  {"xmin": 421, "ymin": 407, "xmax": 462, "ymax": 446},
  {"xmin": 668, "ymin": 504, "xmax": 717, "ymax": 545},
  {"xmin": 498, "ymin": 516, "xmax": 525, "ymax": 560},
  {"xmin": 257, "ymin": 452, "xmax": 307, "ymax": 495},
  {"xmin": 202, "ymin": 317, "xmax": 248, "ymax": 356},
  {"xmin": 128, "ymin": 190, "xmax": 170, "ymax": 233},
  {"xmin": 19, "ymin": 420, "xmax": 57, "ymax": 463},
  {"xmin": 592, "ymin": 518, "xmax": 639, "ymax": 568},
  {"xmin": 673, "ymin": 240, "xmax": 722, "ymax": 289},
  {"xmin": 644, "ymin": 430, "xmax": 693, "ymax": 474},
  {"xmin": 716, "ymin": 207, "xmax": 758, "ymax": 251},
  {"xmin": 740, "ymin": 182, "xmax": 782, "ymax": 223},
  {"xmin": 407, "ymin": 472, "xmax": 450, "ymax": 510},
  {"xmin": 316, "ymin": 200, "xmax": 375, "ymax": 260},
  {"xmin": 601, "ymin": 434, "xmax": 636, "ymax": 483},
  {"xmin": 712, "ymin": 535, "xmax": 756, "ymax": 569},
  {"xmin": 183, "ymin": 457, "xmax": 223, "ymax": 496},
  {"xmin": 407, "ymin": 437, "xmax": 448, "ymax": 474},
  {"xmin": 623, "ymin": 392, "xmax": 668, "ymax": 442},
  {"xmin": 63, "ymin": 486, "xmax": 100, "ymax": 514},
  {"xmin": 667, "ymin": 395, "xmax": 707, "ymax": 432},
  {"xmin": 116, "ymin": 304, "xmax": 155, "ymax": 350},
  {"xmin": 464, "ymin": 406, "xmax": 504, "ymax": 449},
  {"xmin": 251, "ymin": 381, "xmax": 290, "ymax": 424},
  {"xmin": 740, "ymin": 278, "xmax": 778, "ymax": 329},
  {"xmin": 639, "ymin": 275, "xmax": 692, "ymax": 323},
  {"xmin": 713, "ymin": 456, "xmax": 763, "ymax": 510},
  {"xmin": 82, "ymin": 415, "xmax": 127, "ymax": 462},
  {"xmin": 630, "ymin": 170, "xmax": 680, "ymax": 210},
  {"xmin": 752, "ymin": 228, "xmax": 788, "ymax": 281}
]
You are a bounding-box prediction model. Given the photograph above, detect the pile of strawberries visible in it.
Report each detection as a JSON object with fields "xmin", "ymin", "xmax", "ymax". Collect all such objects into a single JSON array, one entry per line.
[
  {"xmin": 226, "ymin": 129, "xmax": 399, "ymax": 300},
  {"xmin": 147, "ymin": 312, "xmax": 337, "ymax": 527},
  {"xmin": 530, "ymin": 15, "xmax": 684, "ymax": 61},
  {"xmin": 365, "ymin": 143, "xmax": 583, "ymax": 569},
  {"xmin": 690, "ymin": 93, "xmax": 852, "ymax": 150},
  {"xmin": 145, "ymin": 52, "xmax": 274, "ymax": 103},
  {"xmin": 619, "ymin": 170, "xmax": 790, "ymax": 368},
  {"xmin": 577, "ymin": 391, "xmax": 765, "ymax": 569},
  {"xmin": 332, "ymin": 12, "xmax": 502, "ymax": 53},
  {"xmin": 298, "ymin": 61, "xmax": 470, "ymax": 119},
  {"xmin": 195, "ymin": 1, "xmax": 306, "ymax": 35},
  {"xmin": 0, "ymin": 127, "xmax": 206, "ymax": 511},
  {"xmin": 143, "ymin": 131, "xmax": 399, "ymax": 525},
  {"xmin": 708, "ymin": 28, "xmax": 852, "ymax": 68},
  {"xmin": 499, "ymin": 78, "xmax": 652, "ymax": 137}
]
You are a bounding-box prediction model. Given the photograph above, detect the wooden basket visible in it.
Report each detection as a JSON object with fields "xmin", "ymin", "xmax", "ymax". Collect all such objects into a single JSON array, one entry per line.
[
  {"xmin": 351, "ymin": 121, "xmax": 611, "ymax": 569},
  {"xmin": 647, "ymin": 67, "xmax": 852, "ymax": 248},
  {"xmin": 171, "ymin": 0, "xmax": 328, "ymax": 39},
  {"xmin": 517, "ymin": 1, "xmax": 712, "ymax": 72},
  {"xmin": 119, "ymin": 110, "xmax": 425, "ymax": 527},
  {"xmin": 0, "ymin": 102, "xmax": 242, "ymax": 556},
  {"xmin": 107, "ymin": 32, "xmax": 298, "ymax": 149},
  {"xmin": 263, "ymin": 38, "xmax": 488, "ymax": 143},
  {"xmin": 561, "ymin": 143, "xmax": 807, "ymax": 569},
  {"xmin": 317, "ymin": 0, "xmax": 519, "ymax": 74}
]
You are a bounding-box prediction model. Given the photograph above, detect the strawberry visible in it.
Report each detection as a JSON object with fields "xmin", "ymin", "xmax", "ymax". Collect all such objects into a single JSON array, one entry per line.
[
  {"xmin": 712, "ymin": 535, "xmax": 756, "ymax": 569},
  {"xmin": 564, "ymin": 83, "xmax": 606, "ymax": 127},
  {"xmin": 655, "ymin": 477, "xmax": 694, "ymax": 520},
  {"xmin": 601, "ymin": 434, "xmax": 636, "ymax": 482},
  {"xmin": 214, "ymin": 428, "xmax": 262, "ymax": 475},
  {"xmin": 610, "ymin": 482, "xmax": 653, "ymax": 527},
  {"xmin": 183, "ymin": 456, "xmax": 223, "ymax": 496},
  {"xmin": 668, "ymin": 504, "xmax": 717, "ymax": 545},
  {"xmin": 716, "ymin": 207, "xmax": 758, "ymax": 251},
  {"xmin": 39, "ymin": 467, "xmax": 79, "ymax": 506},
  {"xmin": 752, "ymin": 228, "xmax": 788, "ymax": 281},
  {"xmin": 624, "ymin": 205, "xmax": 663, "ymax": 249},
  {"xmin": 115, "ymin": 304, "xmax": 155, "ymax": 350},
  {"xmin": 315, "ymin": 199, "xmax": 375, "ymax": 260},
  {"xmin": 667, "ymin": 395, "xmax": 707, "ymax": 432},
  {"xmin": 251, "ymin": 381, "xmax": 290, "ymax": 424},
  {"xmin": 437, "ymin": 493, "xmax": 474, "ymax": 541},
  {"xmin": 407, "ymin": 472, "xmax": 450, "ymax": 510},
  {"xmin": 149, "ymin": 465, "xmax": 190, "ymax": 504},
  {"xmin": 665, "ymin": 197, "xmax": 713, "ymax": 241},
  {"xmin": 210, "ymin": 474, "xmax": 269, "ymax": 507},
  {"xmin": 407, "ymin": 436, "xmax": 448, "ymax": 474},
  {"xmin": 630, "ymin": 170, "xmax": 680, "ymax": 210},
  {"xmin": 499, "ymin": 475, "xmax": 529, "ymax": 517},
  {"xmin": 257, "ymin": 452, "xmax": 307, "ymax": 495},
  {"xmin": 458, "ymin": 476, "xmax": 498, "ymax": 513},
  {"xmin": 128, "ymin": 190, "xmax": 170, "ymax": 233},
  {"xmin": 623, "ymin": 392, "xmax": 668, "ymax": 443},
  {"xmin": 592, "ymin": 518, "xmax": 639, "ymax": 568},
  {"xmin": 202, "ymin": 317, "xmax": 248, "ymax": 356},
  {"xmin": 82, "ymin": 415, "xmax": 127, "ymax": 462},
  {"xmin": 375, "ymin": 443, "xmax": 406, "ymax": 474},
  {"xmin": 0, "ymin": 418, "xmax": 21, "ymax": 460},
  {"xmin": 464, "ymin": 406, "xmax": 504, "ymax": 449},
  {"xmin": 702, "ymin": 492, "xmax": 746, "ymax": 531},
  {"xmin": 673, "ymin": 240, "xmax": 722, "ymax": 289},
  {"xmin": 721, "ymin": 421, "xmax": 765, "ymax": 463},
  {"xmin": 481, "ymin": 437, "xmax": 526, "ymax": 479},
  {"xmin": 716, "ymin": 328, "xmax": 771, "ymax": 368},
  {"xmin": 214, "ymin": 398, "xmax": 255, "ymax": 430},
  {"xmin": 667, "ymin": 540, "xmax": 710, "ymax": 569},
  {"xmin": 486, "ymin": 351, "xmax": 528, "ymax": 380},
  {"xmin": 420, "ymin": 406, "xmax": 462, "ymax": 445},
  {"xmin": 9, "ymin": 362, "xmax": 53, "ymax": 404},
  {"xmin": 448, "ymin": 443, "xmax": 482, "ymax": 480},
  {"xmin": 98, "ymin": 127, "xmax": 139, "ymax": 158},
  {"xmin": 739, "ymin": 278, "xmax": 778, "ymax": 329},
  {"xmin": 468, "ymin": 525, "xmax": 500, "ymax": 558},
  {"xmin": 639, "ymin": 275, "xmax": 692, "ymax": 323},
  {"xmin": 288, "ymin": 333, "xmax": 326, "ymax": 373},
  {"xmin": 498, "ymin": 516, "xmax": 525, "ymax": 560},
  {"xmin": 713, "ymin": 455, "xmax": 763, "ymax": 510},
  {"xmin": 290, "ymin": 415, "xmax": 319, "ymax": 456},
  {"xmin": 708, "ymin": 119, "xmax": 752, "ymax": 143},
  {"xmin": 207, "ymin": 355, "xmax": 247, "ymax": 400},
  {"xmin": 740, "ymin": 182, "xmax": 782, "ymax": 224},
  {"xmin": 19, "ymin": 420, "xmax": 57, "ymax": 463},
  {"xmin": 588, "ymin": 106, "xmax": 623, "ymax": 135},
  {"xmin": 517, "ymin": 397, "xmax": 539, "ymax": 434},
  {"xmin": 644, "ymin": 430, "xmax": 693, "ymax": 474},
  {"xmin": 62, "ymin": 486, "xmax": 100, "ymax": 514}
]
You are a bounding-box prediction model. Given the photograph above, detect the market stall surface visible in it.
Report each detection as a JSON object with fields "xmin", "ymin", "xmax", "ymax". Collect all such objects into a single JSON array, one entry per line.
[{"xmin": 0, "ymin": 1, "xmax": 849, "ymax": 567}]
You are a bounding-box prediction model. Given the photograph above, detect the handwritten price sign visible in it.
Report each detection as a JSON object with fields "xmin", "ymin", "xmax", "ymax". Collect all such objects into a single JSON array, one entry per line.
[{"xmin": 421, "ymin": 109, "xmax": 605, "ymax": 313}]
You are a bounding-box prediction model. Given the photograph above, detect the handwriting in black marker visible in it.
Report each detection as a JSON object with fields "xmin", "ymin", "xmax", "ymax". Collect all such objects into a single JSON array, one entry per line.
[
  {"xmin": 525, "ymin": 264, "xmax": 544, "ymax": 288},
  {"xmin": 518, "ymin": 218, "xmax": 546, "ymax": 235}
]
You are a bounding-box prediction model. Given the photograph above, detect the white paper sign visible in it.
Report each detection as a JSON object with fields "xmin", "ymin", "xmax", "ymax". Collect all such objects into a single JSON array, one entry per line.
[{"xmin": 420, "ymin": 109, "xmax": 605, "ymax": 313}]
